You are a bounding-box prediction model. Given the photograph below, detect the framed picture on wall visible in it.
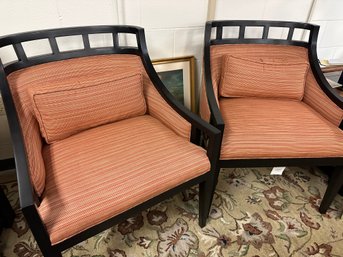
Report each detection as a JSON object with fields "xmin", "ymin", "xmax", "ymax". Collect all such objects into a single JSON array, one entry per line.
[{"xmin": 152, "ymin": 56, "xmax": 196, "ymax": 112}]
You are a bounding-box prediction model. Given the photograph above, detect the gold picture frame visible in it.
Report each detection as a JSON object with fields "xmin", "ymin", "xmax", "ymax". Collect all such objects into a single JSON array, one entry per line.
[{"xmin": 152, "ymin": 56, "xmax": 196, "ymax": 112}]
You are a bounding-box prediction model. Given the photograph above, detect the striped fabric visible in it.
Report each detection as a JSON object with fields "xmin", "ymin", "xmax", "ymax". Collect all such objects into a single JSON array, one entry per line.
[
  {"xmin": 303, "ymin": 70, "xmax": 343, "ymax": 126},
  {"xmin": 199, "ymin": 72, "xmax": 218, "ymax": 123},
  {"xmin": 7, "ymin": 54, "xmax": 191, "ymax": 195},
  {"xmin": 200, "ymin": 44, "xmax": 343, "ymax": 127},
  {"xmin": 219, "ymin": 98, "xmax": 343, "ymax": 160},
  {"xmin": 38, "ymin": 115, "xmax": 210, "ymax": 245},
  {"xmin": 144, "ymin": 75, "xmax": 191, "ymax": 139},
  {"xmin": 30, "ymin": 73, "xmax": 146, "ymax": 143},
  {"xmin": 220, "ymin": 55, "xmax": 309, "ymax": 100}
]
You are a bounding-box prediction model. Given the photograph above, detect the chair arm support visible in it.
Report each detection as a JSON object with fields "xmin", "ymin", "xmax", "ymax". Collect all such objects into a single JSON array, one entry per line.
[
  {"xmin": 309, "ymin": 55, "xmax": 343, "ymax": 110},
  {"xmin": 205, "ymin": 77, "xmax": 225, "ymax": 129},
  {"xmin": 308, "ymin": 27, "xmax": 343, "ymax": 110},
  {"xmin": 139, "ymin": 43, "xmax": 221, "ymax": 143},
  {"xmin": 141, "ymin": 57, "xmax": 221, "ymax": 141},
  {"xmin": 203, "ymin": 23, "xmax": 225, "ymax": 129},
  {"xmin": 0, "ymin": 60, "xmax": 36, "ymax": 209}
]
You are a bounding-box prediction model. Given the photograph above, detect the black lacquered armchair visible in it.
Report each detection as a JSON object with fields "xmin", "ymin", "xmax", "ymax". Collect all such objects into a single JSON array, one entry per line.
[
  {"xmin": 0, "ymin": 25, "xmax": 221, "ymax": 256},
  {"xmin": 200, "ymin": 20, "xmax": 343, "ymax": 214}
]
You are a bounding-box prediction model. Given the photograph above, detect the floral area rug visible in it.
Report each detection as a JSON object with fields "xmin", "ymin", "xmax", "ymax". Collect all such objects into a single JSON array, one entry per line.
[{"xmin": 1, "ymin": 167, "xmax": 343, "ymax": 257}]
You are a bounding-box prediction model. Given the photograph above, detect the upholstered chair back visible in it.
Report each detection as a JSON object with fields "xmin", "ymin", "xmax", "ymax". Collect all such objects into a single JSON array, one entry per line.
[
  {"xmin": 0, "ymin": 26, "xmax": 190, "ymax": 198},
  {"xmin": 200, "ymin": 21, "xmax": 343, "ymax": 128}
]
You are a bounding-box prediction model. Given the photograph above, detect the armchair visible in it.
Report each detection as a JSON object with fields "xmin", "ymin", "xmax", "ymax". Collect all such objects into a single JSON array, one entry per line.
[
  {"xmin": 200, "ymin": 20, "xmax": 343, "ymax": 214},
  {"xmin": 0, "ymin": 25, "xmax": 221, "ymax": 257}
]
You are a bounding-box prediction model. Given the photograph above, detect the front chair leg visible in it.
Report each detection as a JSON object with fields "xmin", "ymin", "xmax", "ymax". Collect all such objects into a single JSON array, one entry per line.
[
  {"xmin": 319, "ymin": 166, "xmax": 343, "ymax": 214},
  {"xmin": 22, "ymin": 206, "xmax": 62, "ymax": 257},
  {"xmin": 198, "ymin": 175, "xmax": 216, "ymax": 227}
]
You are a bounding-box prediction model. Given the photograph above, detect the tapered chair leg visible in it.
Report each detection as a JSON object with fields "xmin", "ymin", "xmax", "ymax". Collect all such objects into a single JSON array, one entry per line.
[
  {"xmin": 199, "ymin": 175, "xmax": 216, "ymax": 227},
  {"xmin": 319, "ymin": 166, "xmax": 343, "ymax": 214},
  {"xmin": 22, "ymin": 206, "xmax": 62, "ymax": 257}
]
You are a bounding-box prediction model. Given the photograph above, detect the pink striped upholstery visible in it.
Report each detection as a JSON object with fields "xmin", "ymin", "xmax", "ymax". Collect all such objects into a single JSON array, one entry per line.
[
  {"xmin": 144, "ymin": 76, "xmax": 191, "ymax": 139},
  {"xmin": 200, "ymin": 44, "xmax": 343, "ymax": 127},
  {"xmin": 30, "ymin": 73, "xmax": 146, "ymax": 143},
  {"xmin": 304, "ymin": 71, "xmax": 343, "ymax": 126},
  {"xmin": 200, "ymin": 73, "xmax": 218, "ymax": 122},
  {"xmin": 7, "ymin": 54, "xmax": 191, "ymax": 195},
  {"xmin": 38, "ymin": 115, "xmax": 210, "ymax": 245},
  {"xmin": 220, "ymin": 55, "xmax": 309, "ymax": 100},
  {"xmin": 219, "ymin": 98, "xmax": 343, "ymax": 159}
]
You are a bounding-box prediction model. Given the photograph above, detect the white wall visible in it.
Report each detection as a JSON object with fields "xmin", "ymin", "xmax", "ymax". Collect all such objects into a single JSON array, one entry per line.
[
  {"xmin": 0, "ymin": 0, "xmax": 343, "ymax": 159},
  {"xmin": 309, "ymin": 0, "xmax": 343, "ymax": 60},
  {"xmin": 213, "ymin": 0, "xmax": 343, "ymax": 60}
]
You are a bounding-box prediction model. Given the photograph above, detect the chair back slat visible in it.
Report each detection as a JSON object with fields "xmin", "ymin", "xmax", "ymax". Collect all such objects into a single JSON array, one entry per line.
[
  {"xmin": 13, "ymin": 43, "xmax": 28, "ymax": 62},
  {"xmin": 262, "ymin": 25, "xmax": 269, "ymax": 39},
  {"xmin": 0, "ymin": 26, "xmax": 145, "ymax": 74},
  {"xmin": 82, "ymin": 34, "xmax": 90, "ymax": 49},
  {"xmin": 48, "ymin": 37, "xmax": 60, "ymax": 54},
  {"xmin": 287, "ymin": 27, "xmax": 295, "ymax": 41},
  {"xmin": 207, "ymin": 20, "xmax": 317, "ymax": 47}
]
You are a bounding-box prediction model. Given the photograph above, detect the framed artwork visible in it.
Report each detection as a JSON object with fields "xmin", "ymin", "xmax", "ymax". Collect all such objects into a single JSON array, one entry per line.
[{"xmin": 152, "ymin": 56, "xmax": 196, "ymax": 112}]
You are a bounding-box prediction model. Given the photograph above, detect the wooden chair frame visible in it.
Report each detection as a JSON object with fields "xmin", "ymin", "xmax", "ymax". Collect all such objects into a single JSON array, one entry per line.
[
  {"xmin": 0, "ymin": 25, "xmax": 221, "ymax": 257},
  {"xmin": 203, "ymin": 20, "xmax": 343, "ymax": 214}
]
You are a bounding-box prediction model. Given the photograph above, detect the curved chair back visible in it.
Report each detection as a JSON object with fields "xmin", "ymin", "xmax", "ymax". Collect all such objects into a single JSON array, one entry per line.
[{"xmin": 202, "ymin": 20, "xmax": 343, "ymax": 130}]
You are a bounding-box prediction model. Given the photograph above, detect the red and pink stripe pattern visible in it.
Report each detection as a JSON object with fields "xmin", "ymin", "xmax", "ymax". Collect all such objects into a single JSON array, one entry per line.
[
  {"xmin": 219, "ymin": 98, "xmax": 343, "ymax": 159},
  {"xmin": 39, "ymin": 115, "xmax": 210, "ymax": 244}
]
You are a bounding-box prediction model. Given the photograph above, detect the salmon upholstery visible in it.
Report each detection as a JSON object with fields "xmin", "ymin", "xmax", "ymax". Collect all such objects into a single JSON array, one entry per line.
[
  {"xmin": 30, "ymin": 73, "xmax": 146, "ymax": 143},
  {"xmin": 38, "ymin": 115, "xmax": 210, "ymax": 244},
  {"xmin": 144, "ymin": 76, "xmax": 191, "ymax": 139},
  {"xmin": 200, "ymin": 44, "xmax": 343, "ymax": 126},
  {"xmin": 304, "ymin": 71, "xmax": 343, "ymax": 127},
  {"xmin": 7, "ymin": 54, "xmax": 190, "ymax": 195},
  {"xmin": 219, "ymin": 98, "xmax": 343, "ymax": 159},
  {"xmin": 219, "ymin": 55, "xmax": 309, "ymax": 100}
]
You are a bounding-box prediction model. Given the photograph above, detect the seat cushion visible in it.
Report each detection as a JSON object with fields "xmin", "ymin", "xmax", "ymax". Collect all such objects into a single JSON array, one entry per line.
[
  {"xmin": 30, "ymin": 71, "xmax": 146, "ymax": 143},
  {"xmin": 219, "ymin": 98, "xmax": 343, "ymax": 160},
  {"xmin": 219, "ymin": 55, "xmax": 309, "ymax": 100},
  {"xmin": 38, "ymin": 115, "xmax": 210, "ymax": 245}
]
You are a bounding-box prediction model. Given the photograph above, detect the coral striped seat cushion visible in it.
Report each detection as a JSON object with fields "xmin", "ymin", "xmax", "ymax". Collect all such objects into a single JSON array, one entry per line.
[
  {"xmin": 219, "ymin": 98, "xmax": 343, "ymax": 160},
  {"xmin": 29, "ymin": 72, "xmax": 146, "ymax": 143},
  {"xmin": 38, "ymin": 115, "xmax": 210, "ymax": 245},
  {"xmin": 219, "ymin": 55, "xmax": 309, "ymax": 100}
]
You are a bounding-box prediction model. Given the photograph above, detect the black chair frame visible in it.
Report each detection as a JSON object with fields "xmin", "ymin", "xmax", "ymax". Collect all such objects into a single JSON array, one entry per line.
[
  {"xmin": 0, "ymin": 25, "xmax": 221, "ymax": 257},
  {"xmin": 203, "ymin": 20, "xmax": 343, "ymax": 214}
]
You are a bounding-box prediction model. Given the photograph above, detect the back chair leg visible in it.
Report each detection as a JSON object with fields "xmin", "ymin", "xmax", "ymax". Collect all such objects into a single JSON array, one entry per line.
[
  {"xmin": 319, "ymin": 166, "xmax": 343, "ymax": 214},
  {"xmin": 198, "ymin": 175, "xmax": 216, "ymax": 227}
]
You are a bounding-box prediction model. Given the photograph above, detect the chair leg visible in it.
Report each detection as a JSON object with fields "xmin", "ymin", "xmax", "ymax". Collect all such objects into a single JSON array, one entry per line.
[
  {"xmin": 319, "ymin": 166, "xmax": 343, "ymax": 214},
  {"xmin": 199, "ymin": 175, "xmax": 216, "ymax": 228},
  {"xmin": 22, "ymin": 206, "xmax": 62, "ymax": 257}
]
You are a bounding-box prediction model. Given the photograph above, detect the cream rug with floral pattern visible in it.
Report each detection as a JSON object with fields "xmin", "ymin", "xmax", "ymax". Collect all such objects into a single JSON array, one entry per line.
[{"xmin": 1, "ymin": 167, "xmax": 342, "ymax": 257}]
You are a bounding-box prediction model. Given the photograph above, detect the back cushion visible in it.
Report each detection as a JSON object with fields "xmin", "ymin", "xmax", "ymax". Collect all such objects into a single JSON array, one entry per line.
[
  {"xmin": 210, "ymin": 44, "xmax": 309, "ymax": 98},
  {"xmin": 220, "ymin": 55, "xmax": 309, "ymax": 100},
  {"xmin": 30, "ymin": 72, "xmax": 146, "ymax": 143}
]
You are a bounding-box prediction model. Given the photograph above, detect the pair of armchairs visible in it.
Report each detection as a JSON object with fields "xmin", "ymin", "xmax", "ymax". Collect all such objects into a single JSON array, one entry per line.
[{"xmin": 0, "ymin": 21, "xmax": 342, "ymax": 256}]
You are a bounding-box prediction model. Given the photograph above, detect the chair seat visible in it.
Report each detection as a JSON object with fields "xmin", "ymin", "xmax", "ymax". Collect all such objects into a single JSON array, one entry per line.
[
  {"xmin": 38, "ymin": 115, "xmax": 210, "ymax": 245},
  {"xmin": 219, "ymin": 98, "xmax": 343, "ymax": 160}
]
